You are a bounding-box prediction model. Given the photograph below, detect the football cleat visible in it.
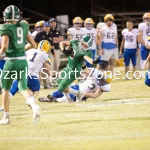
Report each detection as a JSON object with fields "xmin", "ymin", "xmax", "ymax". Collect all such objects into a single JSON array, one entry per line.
[
  {"xmin": 0, "ymin": 117, "xmax": 10, "ymax": 125},
  {"xmin": 32, "ymin": 104, "xmax": 40, "ymax": 124}
]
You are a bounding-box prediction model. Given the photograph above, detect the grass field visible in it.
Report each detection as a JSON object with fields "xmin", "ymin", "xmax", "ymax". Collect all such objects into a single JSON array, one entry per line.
[{"xmin": 0, "ymin": 67, "xmax": 150, "ymax": 150}]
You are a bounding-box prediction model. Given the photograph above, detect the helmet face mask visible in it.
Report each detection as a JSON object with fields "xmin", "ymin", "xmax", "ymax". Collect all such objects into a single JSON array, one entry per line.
[
  {"xmin": 73, "ymin": 23, "xmax": 82, "ymax": 29},
  {"xmin": 79, "ymin": 36, "xmax": 93, "ymax": 51},
  {"xmin": 3, "ymin": 5, "xmax": 21, "ymax": 22},
  {"xmin": 85, "ymin": 23, "xmax": 94, "ymax": 30}
]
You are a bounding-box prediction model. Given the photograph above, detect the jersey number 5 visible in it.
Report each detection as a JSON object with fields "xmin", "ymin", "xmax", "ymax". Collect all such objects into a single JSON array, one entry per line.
[{"xmin": 17, "ymin": 27, "xmax": 23, "ymax": 44}]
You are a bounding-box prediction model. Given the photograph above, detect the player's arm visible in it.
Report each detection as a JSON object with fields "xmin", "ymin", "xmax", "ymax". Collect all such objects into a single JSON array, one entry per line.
[
  {"xmin": 84, "ymin": 89, "xmax": 103, "ymax": 99},
  {"xmin": 137, "ymin": 30, "xmax": 146, "ymax": 47},
  {"xmin": 84, "ymin": 56, "xmax": 99, "ymax": 65},
  {"xmin": 120, "ymin": 37, "xmax": 125, "ymax": 55},
  {"xmin": 96, "ymin": 30, "xmax": 103, "ymax": 55},
  {"xmin": 43, "ymin": 62, "xmax": 51, "ymax": 76},
  {"xmin": 25, "ymin": 33, "xmax": 37, "ymax": 50},
  {"xmin": 0, "ymin": 35, "xmax": 9, "ymax": 55}
]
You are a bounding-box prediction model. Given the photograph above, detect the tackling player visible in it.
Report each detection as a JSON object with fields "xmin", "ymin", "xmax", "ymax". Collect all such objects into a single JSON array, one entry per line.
[
  {"xmin": 0, "ymin": 5, "xmax": 40, "ymax": 124},
  {"xmin": 120, "ymin": 20, "xmax": 139, "ymax": 77},
  {"xmin": 39, "ymin": 68, "xmax": 112, "ymax": 103}
]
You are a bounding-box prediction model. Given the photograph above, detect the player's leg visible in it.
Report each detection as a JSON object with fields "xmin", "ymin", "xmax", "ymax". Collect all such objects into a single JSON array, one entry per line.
[
  {"xmin": 140, "ymin": 46, "xmax": 148, "ymax": 70},
  {"xmin": 131, "ymin": 49, "xmax": 137, "ymax": 76},
  {"xmin": 0, "ymin": 80, "xmax": 19, "ymax": 112},
  {"xmin": 124, "ymin": 50, "xmax": 130, "ymax": 76},
  {"xmin": 0, "ymin": 60, "xmax": 15, "ymax": 124},
  {"xmin": 17, "ymin": 60, "xmax": 40, "ymax": 123}
]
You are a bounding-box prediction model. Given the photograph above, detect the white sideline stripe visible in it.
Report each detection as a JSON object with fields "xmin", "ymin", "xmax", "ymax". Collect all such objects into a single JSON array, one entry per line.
[
  {"xmin": 0, "ymin": 134, "xmax": 150, "ymax": 141},
  {"xmin": 77, "ymin": 98, "xmax": 150, "ymax": 108}
]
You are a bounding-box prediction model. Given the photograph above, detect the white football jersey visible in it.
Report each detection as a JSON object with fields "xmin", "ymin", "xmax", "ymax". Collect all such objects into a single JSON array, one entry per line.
[
  {"xmin": 0, "ymin": 36, "xmax": 1, "ymax": 47},
  {"xmin": 79, "ymin": 69, "xmax": 111, "ymax": 93},
  {"xmin": 101, "ymin": 25, "xmax": 117, "ymax": 45},
  {"xmin": 67, "ymin": 27, "xmax": 85, "ymax": 41},
  {"xmin": 122, "ymin": 28, "xmax": 139, "ymax": 49},
  {"xmin": 82, "ymin": 27, "xmax": 97, "ymax": 49},
  {"xmin": 32, "ymin": 31, "xmax": 38, "ymax": 38},
  {"xmin": 138, "ymin": 22, "xmax": 150, "ymax": 43},
  {"xmin": 26, "ymin": 49, "xmax": 49, "ymax": 77}
]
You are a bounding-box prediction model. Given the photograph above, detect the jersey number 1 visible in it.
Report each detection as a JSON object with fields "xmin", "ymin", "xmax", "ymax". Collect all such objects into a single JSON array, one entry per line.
[
  {"xmin": 29, "ymin": 52, "xmax": 37, "ymax": 62},
  {"xmin": 17, "ymin": 27, "xmax": 23, "ymax": 44}
]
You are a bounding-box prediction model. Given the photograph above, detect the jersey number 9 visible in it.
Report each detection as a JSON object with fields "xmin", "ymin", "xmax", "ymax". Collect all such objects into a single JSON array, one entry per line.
[{"xmin": 17, "ymin": 27, "xmax": 23, "ymax": 44}]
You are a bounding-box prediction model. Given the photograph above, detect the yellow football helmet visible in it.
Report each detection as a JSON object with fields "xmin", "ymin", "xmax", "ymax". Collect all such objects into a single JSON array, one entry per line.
[
  {"xmin": 35, "ymin": 20, "xmax": 45, "ymax": 31},
  {"xmin": 37, "ymin": 40, "xmax": 51, "ymax": 53},
  {"xmin": 143, "ymin": 12, "xmax": 150, "ymax": 19},
  {"xmin": 104, "ymin": 14, "xmax": 114, "ymax": 22},
  {"xmin": 72, "ymin": 17, "xmax": 83, "ymax": 29},
  {"xmin": 104, "ymin": 71, "xmax": 113, "ymax": 83},
  {"xmin": 84, "ymin": 18, "xmax": 94, "ymax": 29}
]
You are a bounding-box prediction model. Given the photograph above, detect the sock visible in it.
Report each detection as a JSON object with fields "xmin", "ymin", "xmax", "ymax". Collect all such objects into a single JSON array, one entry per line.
[
  {"xmin": 56, "ymin": 97, "xmax": 68, "ymax": 102},
  {"xmin": 63, "ymin": 93, "xmax": 71, "ymax": 100},
  {"xmin": 4, "ymin": 112, "xmax": 9, "ymax": 119},
  {"xmin": 140, "ymin": 60, "xmax": 146, "ymax": 70},
  {"xmin": 9, "ymin": 92, "xmax": 13, "ymax": 100},
  {"xmin": 68, "ymin": 87, "xmax": 79, "ymax": 95},
  {"xmin": 26, "ymin": 96, "xmax": 35, "ymax": 107}
]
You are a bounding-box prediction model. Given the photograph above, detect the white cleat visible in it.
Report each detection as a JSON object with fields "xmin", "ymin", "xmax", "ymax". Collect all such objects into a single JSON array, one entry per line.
[
  {"xmin": 0, "ymin": 118, "xmax": 10, "ymax": 125},
  {"xmin": 32, "ymin": 104, "xmax": 40, "ymax": 124}
]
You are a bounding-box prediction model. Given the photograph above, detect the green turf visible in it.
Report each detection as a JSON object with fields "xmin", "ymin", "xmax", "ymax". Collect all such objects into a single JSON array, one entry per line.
[{"xmin": 0, "ymin": 67, "xmax": 150, "ymax": 150}]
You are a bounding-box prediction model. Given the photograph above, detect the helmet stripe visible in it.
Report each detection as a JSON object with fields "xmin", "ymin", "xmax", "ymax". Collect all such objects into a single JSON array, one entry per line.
[
  {"xmin": 40, "ymin": 40, "xmax": 45, "ymax": 49},
  {"xmin": 12, "ymin": 5, "xmax": 14, "ymax": 20}
]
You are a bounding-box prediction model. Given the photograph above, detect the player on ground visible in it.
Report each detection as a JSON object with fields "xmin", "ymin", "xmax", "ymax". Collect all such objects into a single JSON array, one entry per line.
[
  {"xmin": 57, "ymin": 35, "xmax": 100, "ymax": 102},
  {"xmin": 39, "ymin": 68, "xmax": 112, "ymax": 102},
  {"xmin": 120, "ymin": 20, "xmax": 139, "ymax": 78},
  {"xmin": 97, "ymin": 14, "xmax": 118, "ymax": 73},
  {"xmin": 83, "ymin": 18, "xmax": 97, "ymax": 67},
  {"xmin": 0, "ymin": 5, "xmax": 40, "ymax": 124},
  {"xmin": 67, "ymin": 17, "xmax": 85, "ymax": 41},
  {"xmin": 138, "ymin": 12, "xmax": 150, "ymax": 70}
]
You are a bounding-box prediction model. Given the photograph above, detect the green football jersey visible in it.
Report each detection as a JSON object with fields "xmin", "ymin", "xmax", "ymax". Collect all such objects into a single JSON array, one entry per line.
[
  {"xmin": 67, "ymin": 40, "xmax": 92, "ymax": 71},
  {"xmin": 0, "ymin": 22, "xmax": 29, "ymax": 57}
]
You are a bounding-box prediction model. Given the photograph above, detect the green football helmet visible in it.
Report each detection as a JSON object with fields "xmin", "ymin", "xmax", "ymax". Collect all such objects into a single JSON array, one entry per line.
[
  {"xmin": 79, "ymin": 35, "xmax": 93, "ymax": 51},
  {"xmin": 3, "ymin": 5, "xmax": 21, "ymax": 22}
]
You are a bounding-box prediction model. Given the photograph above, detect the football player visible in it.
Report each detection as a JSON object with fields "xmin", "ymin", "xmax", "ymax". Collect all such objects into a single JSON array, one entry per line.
[
  {"xmin": 67, "ymin": 17, "xmax": 85, "ymax": 40},
  {"xmin": 0, "ymin": 40, "xmax": 52, "ymax": 111},
  {"xmin": 120, "ymin": 20, "xmax": 139, "ymax": 78},
  {"xmin": 83, "ymin": 18, "xmax": 97, "ymax": 67},
  {"xmin": 138, "ymin": 12, "xmax": 150, "ymax": 70},
  {"xmin": 39, "ymin": 68, "xmax": 112, "ymax": 102},
  {"xmin": 32, "ymin": 20, "xmax": 45, "ymax": 38},
  {"xmin": 56, "ymin": 35, "xmax": 100, "ymax": 102},
  {"xmin": 97, "ymin": 14, "xmax": 118, "ymax": 73},
  {"xmin": 0, "ymin": 5, "xmax": 40, "ymax": 124}
]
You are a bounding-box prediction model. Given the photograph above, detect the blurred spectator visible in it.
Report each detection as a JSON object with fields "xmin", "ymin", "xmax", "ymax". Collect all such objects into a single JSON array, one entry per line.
[{"xmin": 49, "ymin": 18, "xmax": 63, "ymax": 71}]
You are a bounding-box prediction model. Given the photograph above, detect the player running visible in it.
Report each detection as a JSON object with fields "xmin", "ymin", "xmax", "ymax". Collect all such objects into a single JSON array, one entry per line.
[
  {"xmin": 39, "ymin": 68, "xmax": 112, "ymax": 103},
  {"xmin": 56, "ymin": 35, "xmax": 100, "ymax": 102},
  {"xmin": 0, "ymin": 5, "xmax": 40, "ymax": 124}
]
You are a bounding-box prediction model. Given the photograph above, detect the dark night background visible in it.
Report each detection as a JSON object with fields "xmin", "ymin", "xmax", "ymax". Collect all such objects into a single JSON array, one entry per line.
[{"xmin": 0, "ymin": 0, "xmax": 149, "ymax": 24}]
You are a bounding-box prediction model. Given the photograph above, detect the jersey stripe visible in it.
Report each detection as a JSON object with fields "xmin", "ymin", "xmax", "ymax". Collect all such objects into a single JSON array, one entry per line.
[
  {"xmin": 12, "ymin": 5, "xmax": 14, "ymax": 20},
  {"xmin": 39, "ymin": 40, "xmax": 45, "ymax": 49}
]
